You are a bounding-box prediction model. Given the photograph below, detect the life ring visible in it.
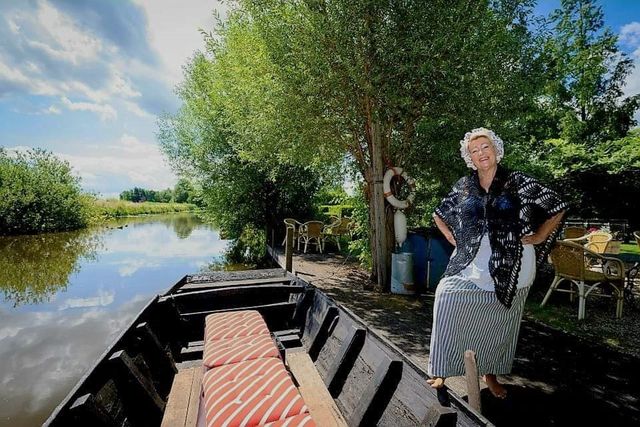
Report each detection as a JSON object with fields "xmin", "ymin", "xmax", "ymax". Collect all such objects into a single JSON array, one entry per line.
[{"xmin": 383, "ymin": 167, "xmax": 416, "ymax": 210}]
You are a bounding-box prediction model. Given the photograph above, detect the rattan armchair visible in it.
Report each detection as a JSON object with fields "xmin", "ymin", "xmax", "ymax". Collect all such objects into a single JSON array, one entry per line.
[
  {"xmin": 563, "ymin": 226, "xmax": 588, "ymax": 239},
  {"xmin": 565, "ymin": 230, "xmax": 613, "ymax": 254},
  {"xmin": 541, "ymin": 240, "xmax": 624, "ymax": 320},
  {"xmin": 298, "ymin": 221, "xmax": 325, "ymax": 253},
  {"xmin": 281, "ymin": 218, "xmax": 302, "ymax": 249},
  {"xmin": 322, "ymin": 217, "xmax": 353, "ymax": 251}
]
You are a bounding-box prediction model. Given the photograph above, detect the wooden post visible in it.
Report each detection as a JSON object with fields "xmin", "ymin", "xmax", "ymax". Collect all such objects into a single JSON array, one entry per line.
[
  {"xmin": 285, "ymin": 225, "xmax": 293, "ymax": 272},
  {"xmin": 464, "ymin": 350, "xmax": 481, "ymax": 412}
]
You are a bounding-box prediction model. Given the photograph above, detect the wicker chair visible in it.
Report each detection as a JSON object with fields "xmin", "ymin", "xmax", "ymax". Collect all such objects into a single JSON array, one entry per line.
[
  {"xmin": 281, "ymin": 218, "xmax": 302, "ymax": 249},
  {"xmin": 541, "ymin": 240, "xmax": 624, "ymax": 320},
  {"xmin": 563, "ymin": 226, "xmax": 587, "ymax": 239},
  {"xmin": 298, "ymin": 221, "xmax": 325, "ymax": 253},
  {"xmin": 565, "ymin": 231, "xmax": 613, "ymax": 254},
  {"xmin": 322, "ymin": 217, "xmax": 353, "ymax": 251}
]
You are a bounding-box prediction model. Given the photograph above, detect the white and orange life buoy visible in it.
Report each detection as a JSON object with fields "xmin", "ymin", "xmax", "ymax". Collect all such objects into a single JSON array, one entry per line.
[{"xmin": 383, "ymin": 167, "xmax": 416, "ymax": 210}]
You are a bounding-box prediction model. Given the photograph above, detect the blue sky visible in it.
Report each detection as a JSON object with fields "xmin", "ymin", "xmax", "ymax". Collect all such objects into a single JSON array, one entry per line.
[{"xmin": 1, "ymin": 1, "xmax": 639, "ymax": 197}]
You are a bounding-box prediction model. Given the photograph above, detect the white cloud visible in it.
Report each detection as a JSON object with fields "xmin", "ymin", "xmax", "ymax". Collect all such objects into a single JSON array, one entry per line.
[
  {"xmin": 61, "ymin": 96, "xmax": 117, "ymax": 121},
  {"xmin": 30, "ymin": 0, "xmax": 103, "ymax": 65},
  {"xmin": 133, "ymin": 0, "xmax": 229, "ymax": 85},
  {"xmin": 58, "ymin": 290, "xmax": 115, "ymax": 310},
  {"xmin": 58, "ymin": 134, "xmax": 177, "ymax": 191},
  {"xmin": 621, "ymin": 22, "xmax": 640, "ymax": 47},
  {"xmin": 125, "ymin": 100, "xmax": 154, "ymax": 118},
  {"xmin": 46, "ymin": 105, "xmax": 61, "ymax": 115}
]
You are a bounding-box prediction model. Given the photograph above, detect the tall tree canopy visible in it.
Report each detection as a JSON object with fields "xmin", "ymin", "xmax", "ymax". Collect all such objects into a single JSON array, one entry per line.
[
  {"xmin": 234, "ymin": 0, "xmax": 542, "ymax": 287},
  {"xmin": 539, "ymin": 0, "xmax": 639, "ymax": 144}
]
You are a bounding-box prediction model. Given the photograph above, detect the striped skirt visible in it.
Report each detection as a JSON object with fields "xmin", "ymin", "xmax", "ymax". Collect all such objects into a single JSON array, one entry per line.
[{"xmin": 427, "ymin": 275, "xmax": 530, "ymax": 378}]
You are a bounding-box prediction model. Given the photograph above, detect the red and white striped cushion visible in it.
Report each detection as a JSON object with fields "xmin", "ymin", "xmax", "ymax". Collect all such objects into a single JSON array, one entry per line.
[
  {"xmin": 262, "ymin": 413, "xmax": 315, "ymax": 427},
  {"xmin": 205, "ymin": 310, "xmax": 270, "ymax": 341},
  {"xmin": 203, "ymin": 358, "xmax": 308, "ymax": 427},
  {"xmin": 203, "ymin": 335, "xmax": 280, "ymax": 368}
]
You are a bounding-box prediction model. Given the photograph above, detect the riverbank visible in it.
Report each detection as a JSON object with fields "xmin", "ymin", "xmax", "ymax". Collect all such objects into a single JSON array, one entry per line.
[
  {"xmin": 269, "ymin": 246, "xmax": 640, "ymax": 426},
  {"xmin": 93, "ymin": 199, "xmax": 197, "ymax": 220}
]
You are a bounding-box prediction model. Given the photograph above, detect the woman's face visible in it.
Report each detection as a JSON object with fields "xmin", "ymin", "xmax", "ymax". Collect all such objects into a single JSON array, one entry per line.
[{"xmin": 468, "ymin": 136, "xmax": 497, "ymax": 171}]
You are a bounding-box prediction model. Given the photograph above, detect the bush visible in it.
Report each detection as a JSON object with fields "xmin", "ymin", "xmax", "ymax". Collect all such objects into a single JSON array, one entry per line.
[{"xmin": 0, "ymin": 149, "xmax": 94, "ymax": 235}]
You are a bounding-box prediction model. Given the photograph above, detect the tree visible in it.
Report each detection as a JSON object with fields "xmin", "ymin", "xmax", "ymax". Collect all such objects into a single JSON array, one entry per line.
[
  {"xmin": 173, "ymin": 178, "xmax": 193, "ymax": 203},
  {"xmin": 236, "ymin": 0, "xmax": 542, "ymax": 288},
  {"xmin": 158, "ymin": 22, "xmax": 327, "ymax": 246},
  {"xmin": 0, "ymin": 148, "xmax": 93, "ymax": 235},
  {"xmin": 541, "ymin": 0, "xmax": 639, "ymax": 144}
]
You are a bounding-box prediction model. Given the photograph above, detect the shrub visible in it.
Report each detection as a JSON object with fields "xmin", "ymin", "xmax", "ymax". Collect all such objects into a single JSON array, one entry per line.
[{"xmin": 0, "ymin": 149, "xmax": 93, "ymax": 235}]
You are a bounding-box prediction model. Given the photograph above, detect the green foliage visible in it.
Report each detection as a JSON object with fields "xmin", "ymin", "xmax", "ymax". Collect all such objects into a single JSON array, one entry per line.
[
  {"xmin": 158, "ymin": 12, "xmax": 330, "ymax": 262},
  {"xmin": 173, "ymin": 178, "xmax": 194, "ymax": 203},
  {"xmin": 539, "ymin": 0, "xmax": 639, "ymax": 144},
  {"xmin": 347, "ymin": 186, "xmax": 372, "ymax": 269},
  {"xmin": 119, "ymin": 187, "xmax": 174, "ymax": 203},
  {"xmin": 224, "ymin": 225, "xmax": 268, "ymax": 267},
  {"xmin": 529, "ymin": 133, "xmax": 640, "ymax": 227},
  {"xmin": 94, "ymin": 200, "xmax": 196, "ymax": 219},
  {"xmin": 0, "ymin": 229, "xmax": 102, "ymax": 306},
  {"xmin": 0, "ymin": 148, "xmax": 94, "ymax": 235}
]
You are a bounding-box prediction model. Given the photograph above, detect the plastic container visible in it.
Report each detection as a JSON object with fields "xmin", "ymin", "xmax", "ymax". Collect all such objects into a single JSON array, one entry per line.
[{"xmin": 390, "ymin": 251, "xmax": 415, "ymax": 295}]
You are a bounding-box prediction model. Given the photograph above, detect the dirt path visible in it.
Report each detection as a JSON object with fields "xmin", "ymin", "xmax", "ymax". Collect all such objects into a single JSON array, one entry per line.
[{"xmin": 273, "ymin": 248, "xmax": 640, "ymax": 426}]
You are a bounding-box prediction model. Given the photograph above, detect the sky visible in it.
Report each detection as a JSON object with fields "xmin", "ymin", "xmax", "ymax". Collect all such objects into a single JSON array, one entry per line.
[{"xmin": 1, "ymin": 1, "xmax": 639, "ymax": 198}]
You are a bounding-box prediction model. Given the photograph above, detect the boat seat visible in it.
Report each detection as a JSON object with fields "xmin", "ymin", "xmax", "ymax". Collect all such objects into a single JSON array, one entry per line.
[
  {"xmin": 262, "ymin": 413, "xmax": 315, "ymax": 426},
  {"xmin": 205, "ymin": 310, "xmax": 270, "ymax": 341},
  {"xmin": 202, "ymin": 358, "xmax": 313, "ymax": 426},
  {"xmin": 203, "ymin": 334, "xmax": 281, "ymax": 368}
]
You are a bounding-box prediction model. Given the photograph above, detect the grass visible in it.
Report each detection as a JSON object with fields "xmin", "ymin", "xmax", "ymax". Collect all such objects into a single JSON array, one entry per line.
[
  {"xmin": 621, "ymin": 243, "xmax": 640, "ymax": 255},
  {"xmin": 93, "ymin": 199, "xmax": 197, "ymax": 220}
]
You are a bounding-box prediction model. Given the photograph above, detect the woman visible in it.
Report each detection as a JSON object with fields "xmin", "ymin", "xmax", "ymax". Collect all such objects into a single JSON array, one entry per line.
[{"xmin": 427, "ymin": 128, "xmax": 567, "ymax": 399}]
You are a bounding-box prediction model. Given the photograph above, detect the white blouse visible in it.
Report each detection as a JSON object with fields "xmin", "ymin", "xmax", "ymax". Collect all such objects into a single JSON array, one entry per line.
[{"xmin": 455, "ymin": 235, "xmax": 536, "ymax": 291}]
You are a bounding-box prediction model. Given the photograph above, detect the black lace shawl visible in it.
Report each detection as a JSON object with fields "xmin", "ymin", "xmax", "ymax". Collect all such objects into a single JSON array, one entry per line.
[{"xmin": 435, "ymin": 166, "xmax": 568, "ymax": 308}]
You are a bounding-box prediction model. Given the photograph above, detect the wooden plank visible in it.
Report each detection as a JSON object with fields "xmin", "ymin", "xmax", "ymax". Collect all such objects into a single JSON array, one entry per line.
[
  {"xmin": 135, "ymin": 322, "xmax": 177, "ymax": 395},
  {"xmin": 178, "ymin": 276, "xmax": 291, "ymax": 292},
  {"xmin": 348, "ymin": 356, "xmax": 403, "ymax": 427},
  {"xmin": 308, "ymin": 306, "xmax": 339, "ymax": 361},
  {"xmin": 185, "ymin": 367, "xmax": 203, "ymax": 427},
  {"xmin": 325, "ymin": 326, "xmax": 366, "ymax": 396},
  {"xmin": 180, "ymin": 301, "xmax": 297, "ymax": 318},
  {"xmin": 161, "ymin": 366, "xmax": 204, "ymax": 427},
  {"xmin": 68, "ymin": 393, "xmax": 114, "ymax": 427},
  {"xmin": 109, "ymin": 350, "xmax": 165, "ymax": 418},
  {"xmin": 286, "ymin": 351, "xmax": 348, "ymax": 427},
  {"xmin": 420, "ymin": 404, "xmax": 458, "ymax": 427},
  {"xmin": 161, "ymin": 284, "xmax": 304, "ymax": 303}
]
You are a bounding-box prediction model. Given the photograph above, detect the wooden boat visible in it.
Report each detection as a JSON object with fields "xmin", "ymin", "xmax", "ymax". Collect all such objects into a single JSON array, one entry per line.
[{"xmin": 44, "ymin": 268, "xmax": 491, "ymax": 426}]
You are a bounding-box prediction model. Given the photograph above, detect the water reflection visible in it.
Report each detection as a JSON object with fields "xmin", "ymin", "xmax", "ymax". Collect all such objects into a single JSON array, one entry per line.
[
  {"xmin": 0, "ymin": 230, "xmax": 103, "ymax": 306},
  {"xmin": 0, "ymin": 213, "xmax": 230, "ymax": 427}
]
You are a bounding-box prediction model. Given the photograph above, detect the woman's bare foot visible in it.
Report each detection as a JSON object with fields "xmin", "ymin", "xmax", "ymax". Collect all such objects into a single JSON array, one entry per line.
[
  {"xmin": 483, "ymin": 374, "xmax": 507, "ymax": 399},
  {"xmin": 427, "ymin": 377, "xmax": 445, "ymax": 389}
]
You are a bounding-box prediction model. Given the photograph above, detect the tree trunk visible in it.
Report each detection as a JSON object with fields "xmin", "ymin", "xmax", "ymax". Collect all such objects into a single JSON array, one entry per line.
[{"xmin": 369, "ymin": 121, "xmax": 392, "ymax": 291}]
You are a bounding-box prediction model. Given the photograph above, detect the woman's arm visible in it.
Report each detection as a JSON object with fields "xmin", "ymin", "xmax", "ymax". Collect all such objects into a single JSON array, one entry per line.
[
  {"xmin": 521, "ymin": 210, "xmax": 566, "ymax": 245},
  {"xmin": 433, "ymin": 213, "xmax": 456, "ymax": 246}
]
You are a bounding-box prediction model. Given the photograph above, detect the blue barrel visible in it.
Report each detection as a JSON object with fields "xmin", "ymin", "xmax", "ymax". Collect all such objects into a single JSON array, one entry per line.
[
  {"xmin": 406, "ymin": 228, "xmax": 454, "ymax": 292},
  {"xmin": 427, "ymin": 236, "xmax": 453, "ymax": 289}
]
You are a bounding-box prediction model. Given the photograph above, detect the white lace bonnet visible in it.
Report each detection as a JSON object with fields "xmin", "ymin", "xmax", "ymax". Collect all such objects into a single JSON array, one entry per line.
[{"xmin": 459, "ymin": 127, "xmax": 504, "ymax": 170}]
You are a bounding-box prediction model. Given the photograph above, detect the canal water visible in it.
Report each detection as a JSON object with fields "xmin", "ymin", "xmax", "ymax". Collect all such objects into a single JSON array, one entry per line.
[{"xmin": 0, "ymin": 213, "xmax": 231, "ymax": 427}]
